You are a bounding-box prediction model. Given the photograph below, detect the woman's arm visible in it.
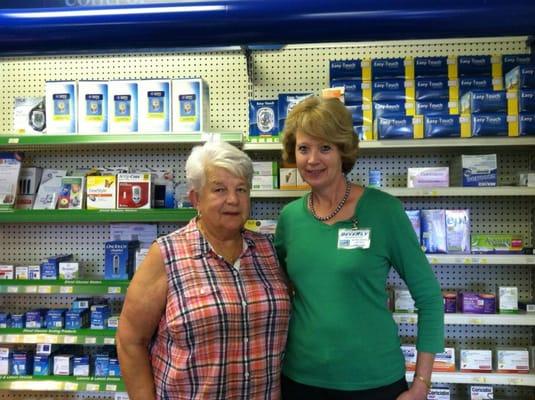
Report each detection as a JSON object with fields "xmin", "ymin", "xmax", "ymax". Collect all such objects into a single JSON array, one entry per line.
[
  {"xmin": 397, "ymin": 351, "xmax": 434, "ymax": 400},
  {"xmin": 116, "ymin": 242, "xmax": 168, "ymax": 400}
]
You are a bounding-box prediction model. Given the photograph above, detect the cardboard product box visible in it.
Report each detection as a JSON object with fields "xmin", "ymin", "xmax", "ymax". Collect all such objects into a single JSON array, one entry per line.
[
  {"xmin": 0, "ymin": 152, "xmax": 23, "ymax": 208},
  {"xmin": 45, "ymin": 81, "xmax": 77, "ymax": 134},
  {"xmin": 78, "ymin": 81, "xmax": 108, "ymax": 133},
  {"xmin": 138, "ymin": 79, "xmax": 171, "ymax": 132},
  {"xmin": 57, "ymin": 176, "xmax": 85, "ymax": 210},
  {"xmin": 108, "ymin": 80, "xmax": 138, "ymax": 133},
  {"xmin": 249, "ymin": 100, "xmax": 278, "ymax": 139},
  {"xmin": 13, "ymin": 97, "xmax": 46, "ymax": 134},
  {"xmin": 33, "ymin": 169, "xmax": 67, "ymax": 210},
  {"xmin": 86, "ymin": 175, "xmax": 116, "ymax": 210},
  {"xmin": 171, "ymin": 78, "xmax": 209, "ymax": 133},
  {"xmin": 117, "ymin": 173, "xmax": 151, "ymax": 209}
]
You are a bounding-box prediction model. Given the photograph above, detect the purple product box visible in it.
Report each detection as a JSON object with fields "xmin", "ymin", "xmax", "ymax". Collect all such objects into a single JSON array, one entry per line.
[
  {"xmin": 443, "ymin": 292, "xmax": 457, "ymax": 313},
  {"xmin": 459, "ymin": 292, "xmax": 496, "ymax": 314}
]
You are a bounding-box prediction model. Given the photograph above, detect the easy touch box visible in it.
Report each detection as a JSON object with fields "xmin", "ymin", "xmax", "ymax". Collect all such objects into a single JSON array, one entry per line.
[
  {"xmin": 86, "ymin": 175, "xmax": 116, "ymax": 210},
  {"xmin": 502, "ymin": 54, "xmax": 533, "ymax": 76},
  {"xmin": 371, "ymin": 57, "xmax": 414, "ymax": 79},
  {"xmin": 460, "ymin": 114, "xmax": 509, "ymax": 137},
  {"xmin": 415, "ymin": 100, "xmax": 453, "ymax": 116},
  {"xmin": 505, "ymin": 65, "xmax": 535, "ymax": 90},
  {"xmin": 329, "ymin": 59, "xmax": 370, "ymax": 81},
  {"xmin": 330, "ymin": 79, "xmax": 366, "ymax": 104},
  {"xmin": 278, "ymin": 93, "xmax": 311, "ymax": 132},
  {"xmin": 460, "ymin": 349, "xmax": 492, "ymax": 372},
  {"xmin": 138, "ymin": 79, "xmax": 171, "ymax": 132},
  {"xmin": 458, "ymin": 76, "xmax": 503, "ymax": 98},
  {"xmin": 45, "ymin": 81, "xmax": 77, "ymax": 134},
  {"xmin": 171, "ymin": 78, "xmax": 209, "ymax": 133},
  {"xmin": 117, "ymin": 173, "xmax": 151, "ymax": 209},
  {"xmin": 249, "ymin": 100, "xmax": 278, "ymax": 138},
  {"xmin": 450, "ymin": 154, "xmax": 497, "ymax": 187},
  {"xmin": 372, "ymin": 79, "xmax": 414, "ymax": 101},
  {"xmin": 414, "ymin": 56, "xmax": 457, "ymax": 78},
  {"xmin": 457, "ymin": 55, "xmax": 501, "ymax": 78},
  {"xmin": 424, "ymin": 115, "xmax": 461, "ymax": 138},
  {"xmin": 78, "ymin": 81, "xmax": 108, "ymax": 133},
  {"xmin": 375, "ymin": 115, "xmax": 423, "ymax": 140},
  {"xmin": 415, "ymin": 78, "xmax": 452, "ymax": 100},
  {"xmin": 108, "ymin": 80, "xmax": 138, "ymax": 133},
  {"xmin": 460, "ymin": 90, "xmax": 507, "ymax": 114}
]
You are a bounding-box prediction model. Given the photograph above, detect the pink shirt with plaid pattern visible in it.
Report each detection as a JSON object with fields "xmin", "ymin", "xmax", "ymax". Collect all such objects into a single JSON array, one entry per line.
[{"xmin": 150, "ymin": 219, "xmax": 291, "ymax": 400}]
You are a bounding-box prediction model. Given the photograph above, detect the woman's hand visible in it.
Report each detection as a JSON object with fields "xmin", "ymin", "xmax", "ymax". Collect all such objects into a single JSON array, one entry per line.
[{"xmin": 396, "ymin": 379, "xmax": 429, "ymax": 400}]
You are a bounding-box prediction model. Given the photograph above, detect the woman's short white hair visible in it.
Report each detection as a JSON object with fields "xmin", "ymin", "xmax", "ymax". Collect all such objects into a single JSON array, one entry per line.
[{"xmin": 185, "ymin": 141, "xmax": 254, "ymax": 192}]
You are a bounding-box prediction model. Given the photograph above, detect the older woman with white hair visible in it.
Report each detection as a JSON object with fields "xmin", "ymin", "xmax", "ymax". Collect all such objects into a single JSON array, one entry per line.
[{"xmin": 117, "ymin": 141, "xmax": 291, "ymax": 400}]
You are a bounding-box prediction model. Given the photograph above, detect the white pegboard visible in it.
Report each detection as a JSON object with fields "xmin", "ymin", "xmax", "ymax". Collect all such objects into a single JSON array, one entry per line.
[{"xmin": 0, "ymin": 36, "xmax": 534, "ymax": 398}]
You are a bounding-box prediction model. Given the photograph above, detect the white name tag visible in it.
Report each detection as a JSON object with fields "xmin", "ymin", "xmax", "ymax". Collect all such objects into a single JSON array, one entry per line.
[{"xmin": 337, "ymin": 228, "xmax": 371, "ymax": 249}]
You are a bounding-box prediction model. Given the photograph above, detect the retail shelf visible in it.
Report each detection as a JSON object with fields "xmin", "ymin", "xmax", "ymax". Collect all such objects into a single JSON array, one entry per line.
[
  {"xmin": 251, "ymin": 187, "xmax": 535, "ymax": 198},
  {"xmin": 406, "ymin": 371, "xmax": 535, "ymax": 386},
  {"xmin": 243, "ymin": 137, "xmax": 535, "ymax": 151},
  {"xmin": 427, "ymin": 254, "xmax": 535, "ymax": 265},
  {"xmin": 0, "ymin": 280, "xmax": 129, "ymax": 295},
  {"xmin": 0, "ymin": 328, "xmax": 116, "ymax": 345},
  {"xmin": 394, "ymin": 312, "xmax": 535, "ymax": 326},
  {"xmin": 0, "ymin": 208, "xmax": 197, "ymax": 223},
  {"xmin": 0, "ymin": 376, "xmax": 124, "ymax": 392},
  {"xmin": 0, "ymin": 132, "xmax": 243, "ymax": 147}
]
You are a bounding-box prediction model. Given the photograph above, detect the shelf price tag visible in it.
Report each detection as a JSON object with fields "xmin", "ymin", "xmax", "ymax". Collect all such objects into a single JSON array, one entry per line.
[
  {"xmin": 6, "ymin": 334, "xmax": 20, "ymax": 343},
  {"xmin": 7, "ymin": 286, "xmax": 18, "ymax": 293},
  {"xmin": 106, "ymin": 384, "xmax": 118, "ymax": 391},
  {"xmin": 473, "ymin": 376, "xmax": 487, "ymax": 383},
  {"xmin": 63, "ymin": 335, "xmax": 77, "ymax": 344},
  {"xmin": 527, "ymin": 257, "xmax": 535, "ymax": 264},
  {"xmin": 60, "ymin": 286, "xmax": 73, "ymax": 294},
  {"xmin": 104, "ymin": 337, "xmax": 115, "ymax": 345},
  {"xmin": 468, "ymin": 318, "xmax": 482, "ymax": 324},
  {"xmin": 108, "ymin": 286, "xmax": 121, "ymax": 294},
  {"xmin": 508, "ymin": 377, "xmax": 523, "ymax": 384},
  {"xmin": 65, "ymin": 382, "xmax": 79, "ymax": 391},
  {"xmin": 86, "ymin": 383, "xmax": 100, "ymax": 391},
  {"xmin": 8, "ymin": 138, "xmax": 19, "ymax": 144},
  {"xmin": 115, "ymin": 393, "xmax": 130, "ymax": 400},
  {"xmin": 23, "ymin": 335, "xmax": 35, "ymax": 344},
  {"xmin": 38, "ymin": 286, "xmax": 52, "ymax": 294},
  {"xmin": 25, "ymin": 286, "xmax": 37, "ymax": 293},
  {"xmin": 85, "ymin": 336, "xmax": 97, "ymax": 344}
]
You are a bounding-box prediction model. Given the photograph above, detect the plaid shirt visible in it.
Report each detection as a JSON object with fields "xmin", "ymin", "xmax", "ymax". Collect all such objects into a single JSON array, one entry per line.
[{"xmin": 150, "ymin": 219, "xmax": 291, "ymax": 400}]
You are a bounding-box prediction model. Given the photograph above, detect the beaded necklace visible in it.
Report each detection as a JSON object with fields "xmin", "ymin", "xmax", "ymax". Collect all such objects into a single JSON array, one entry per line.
[{"xmin": 308, "ymin": 179, "xmax": 351, "ymax": 222}]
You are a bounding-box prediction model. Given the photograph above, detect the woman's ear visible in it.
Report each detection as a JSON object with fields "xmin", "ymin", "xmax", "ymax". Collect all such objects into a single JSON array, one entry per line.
[{"xmin": 188, "ymin": 189, "xmax": 199, "ymax": 207}]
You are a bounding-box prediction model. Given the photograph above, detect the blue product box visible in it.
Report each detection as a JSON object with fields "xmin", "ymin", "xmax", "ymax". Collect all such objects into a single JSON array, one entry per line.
[
  {"xmin": 415, "ymin": 78, "xmax": 449, "ymax": 100},
  {"xmin": 457, "ymin": 55, "xmax": 492, "ymax": 76},
  {"xmin": 72, "ymin": 298, "xmax": 92, "ymax": 310},
  {"xmin": 347, "ymin": 104, "xmax": 364, "ymax": 125},
  {"xmin": 45, "ymin": 309, "xmax": 67, "ymax": 329},
  {"xmin": 414, "ymin": 56, "xmax": 449, "ymax": 77},
  {"xmin": 9, "ymin": 314, "xmax": 25, "ymax": 328},
  {"xmin": 11, "ymin": 351, "xmax": 33, "ymax": 376},
  {"xmin": 519, "ymin": 114, "xmax": 535, "ymax": 135},
  {"xmin": 416, "ymin": 100, "xmax": 450, "ymax": 116},
  {"xmin": 421, "ymin": 210, "xmax": 447, "ymax": 254},
  {"xmin": 277, "ymin": 93, "xmax": 311, "ymax": 132},
  {"xmin": 424, "ymin": 115, "xmax": 461, "ymax": 138},
  {"xmin": 108, "ymin": 357, "xmax": 121, "ymax": 377},
  {"xmin": 249, "ymin": 100, "xmax": 278, "ymax": 137},
  {"xmin": 373, "ymin": 100, "xmax": 405, "ymax": 118},
  {"xmin": 372, "ymin": 58, "xmax": 405, "ymax": 78},
  {"xmin": 372, "ymin": 78, "xmax": 407, "ymax": 101},
  {"xmin": 33, "ymin": 355, "xmax": 51, "ymax": 376},
  {"xmin": 506, "ymin": 65, "xmax": 535, "ymax": 89},
  {"xmin": 460, "ymin": 90, "xmax": 507, "ymax": 114},
  {"xmin": 73, "ymin": 355, "xmax": 90, "ymax": 377},
  {"xmin": 502, "ymin": 54, "xmax": 533, "ymax": 76},
  {"xmin": 94, "ymin": 353, "xmax": 110, "ymax": 377},
  {"xmin": 376, "ymin": 116, "xmax": 413, "ymax": 140},
  {"xmin": 104, "ymin": 240, "xmax": 139, "ymax": 280},
  {"xmin": 65, "ymin": 309, "xmax": 89, "ymax": 329},
  {"xmin": 330, "ymin": 59, "xmax": 363, "ymax": 80},
  {"xmin": 41, "ymin": 254, "xmax": 73, "ymax": 280},
  {"xmin": 518, "ymin": 89, "xmax": 535, "ymax": 112},
  {"xmin": 0, "ymin": 313, "xmax": 9, "ymax": 328},
  {"xmin": 330, "ymin": 78, "xmax": 364, "ymax": 104},
  {"xmin": 405, "ymin": 210, "xmax": 421, "ymax": 244},
  {"xmin": 25, "ymin": 309, "xmax": 47, "ymax": 329},
  {"xmin": 91, "ymin": 309, "xmax": 110, "ymax": 330},
  {"xmin": 471, "ymin": 114, "xmax": 508, "ymax": 136},
  {"xmin": 459, "ymin": 77, "xmax": 493, "ymax": 98}
]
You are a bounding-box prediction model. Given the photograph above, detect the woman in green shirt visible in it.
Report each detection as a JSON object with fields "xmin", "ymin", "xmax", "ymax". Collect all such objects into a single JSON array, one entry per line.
[{"xmin": 274, "ymin": 96, "xmax": 444, "ymax": 400}]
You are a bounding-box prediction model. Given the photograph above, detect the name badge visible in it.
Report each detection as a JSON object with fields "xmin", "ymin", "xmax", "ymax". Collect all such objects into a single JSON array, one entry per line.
[{"xmin": 337, "ymin": 228, "xmax": 371, "ymax": 249}]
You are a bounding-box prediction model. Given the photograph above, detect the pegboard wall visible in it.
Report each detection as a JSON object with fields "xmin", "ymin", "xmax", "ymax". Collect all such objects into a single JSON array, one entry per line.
[{"xmin": 0, "ymin": 36, "xmax": 534, "ymax": 398}]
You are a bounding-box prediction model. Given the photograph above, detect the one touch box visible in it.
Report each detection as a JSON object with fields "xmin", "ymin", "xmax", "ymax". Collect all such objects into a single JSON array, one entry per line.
[
  {"xmin": 45, "ymin": 81, "xmax": 77, "ymax": 134},
  {"xmin": 108, "ymin": 80, "xmax": 138, "ymax": 133},
  {"xmin": 138, "ymin": 80, "xmax": 171, "ymax": 132},
  {"xmin": 78, "ymin": 81, "xmax": 108, "ymax": 133},
  {"xmin": 171, "ymin": 78, "xmax": 209, "ymax": 132}
]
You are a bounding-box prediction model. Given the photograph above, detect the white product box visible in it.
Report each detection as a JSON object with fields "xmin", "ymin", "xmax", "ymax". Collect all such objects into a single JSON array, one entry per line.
[
  {"xmin": 171, "ymin": 78, "xmax": 209, "ymax": 132},
  {"xmin": 53, "ymin": 355, "xmax": 73, "ymax": 375},
  {"xmin": 18, "ymin": 167, "xmax": 42, "ymax": 195},
  {"xmin": 427, "ymin": 387, "xmax": 450, "ymax": 400},
  {"xmin": 495, "ymin": 348, "xmax": 529, "ymax": 373},
  {"xmin": 13, "ymin": 97, "xmax": 46, "ymax": 134},
  {"xmin": 117, "ymin": 173, "xmax": 151, "ymax": 209},
  {"xmin": 407, "ymin": 167, "xmax": 449, "ymax": 188},
  {"xmin": 59, "ymin": 262, "xmax": 79, "ymax": 280},
  {"xmin": 110, "ymin": 223, "xmax": 158, "ymax": 248},
  {"xmin": 0, "ymin": 265, "xmax": 14, "ymax": 279},
  {"xmin": 460, "ymin": 349, "xmax": 492, "ymax": 372},
  {"xmin": 135, "ymin": 247, "xmax": 149, "ymax": 272},
  {"xmin": 28, "ymin": 265, "xmax": 41, "ymax": 280},
  {"xmin": 279, "ymin": 167, "xmax": 297, "ymax": 189},
  {"xmin": 244, "ymin": 220, "xmax": 277, "ymax": 235},
  {"xmin": 451, "ymin": 154, "xmax": 497, "ymax": 187},
  {"xmin": 78, "ymin": 81, "xmax": 108, "ymax": 133},
  {"xmin": 138, "ymin": 80, "xmax": 171, "ymax": 132},
  {"xmin": 395, "ymin": 289, "xmax": 417, "ymax": 312},
  {"xmin": 401, "ymin": 344, "xmax": 417, "ymax": 371},
  {"xmin": 498, "ymin": 286, "xmax": 518, "ymax": 313},
  {"xmin": 45, "ymin": 81, "xmax": 77, "ymax": 134},
  {"xmin": 86, "ymin": 175, "xmax": 116, "ymax": 210},
  {"xmin": 252, "ymin": 161, "xmax": 278, "ymax": 176},
  {"xmin": 433, "ymin": 347, "xmax": 456, "ymax": 372},
  {"xmin": 15, "ymin": 194, "xmax": 36, "ymax": 209},
  {"xmin": 33, "ymin": 169, "xmax": 67, "ymax": 210},
  {"xmin": 470, "ymin": 385, "xmax": 493, "ymax": 400},
  {"xmin": 108, "ymin": 80, "xmax": 138, "ymax": 133},
  {"xmin": 57, "ymin": 176, "xmax": 85, "ymax": 210},
  {"xmin": 0, "ymin": 348, "xmax": 10, "ymax": 375},
  {"xmin": 0, "ymin": 152, "xmax": 23, "ymax": 208},
  {"xmin": 252, "ymin": 175, "xmax": 278, "ymax": 191},
  {"xmin": 15, "ymin": 266, "xmax": 28, "ymax": 280}
]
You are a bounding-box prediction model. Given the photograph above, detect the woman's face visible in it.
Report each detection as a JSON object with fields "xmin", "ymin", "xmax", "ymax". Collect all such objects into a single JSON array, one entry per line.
[
  {"xmin": 295, "ymin": 129, "xmax": 343, "ymax": 190},
  {"xmin": 192, "ymin": 167, "xmax": 250, "ymax": 237}
]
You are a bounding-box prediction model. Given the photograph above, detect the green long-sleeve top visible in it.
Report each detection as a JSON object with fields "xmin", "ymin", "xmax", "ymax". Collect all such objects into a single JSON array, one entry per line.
[{"xmin": 274, "ymin": 187, "xmax": 444, "ymax": 390}]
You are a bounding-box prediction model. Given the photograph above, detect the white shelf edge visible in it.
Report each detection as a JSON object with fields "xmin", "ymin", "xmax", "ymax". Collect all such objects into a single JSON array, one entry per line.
[
  {"xmin": 407, "ymin": 371, "xmax": 535, "ymax": 386},
  {"xmin": 394, "ymin": 312, "xmax": 535, "ymax": 326},
  {"xmin": 426, "ymin": 254, "xmax": 535, "ymax": 265}
]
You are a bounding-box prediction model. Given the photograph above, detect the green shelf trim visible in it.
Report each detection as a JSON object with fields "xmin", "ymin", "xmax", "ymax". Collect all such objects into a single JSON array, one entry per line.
[
  {"xmin": 0, "ymin": 328, "xmax": 116, "ymax": 345},
  {"xmin": 0, "ymin": 375, "xmax": 124, "ymax": 392},
  {"xmin": 0, "ymin": 208, "xmax": 197, "ymax": 223},
  {"xmin": 0, "ymin": 279, "xmax": 129, "ymax": 295},
  {"xmin": 0, "ymin": 132, "xmax": 243, "ymax": 146}
]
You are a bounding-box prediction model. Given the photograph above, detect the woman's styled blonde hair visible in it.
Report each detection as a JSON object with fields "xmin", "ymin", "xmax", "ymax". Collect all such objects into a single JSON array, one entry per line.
[{"xmin": 281, "ymin": 96, "xmax": 359, "ymax": 174}]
